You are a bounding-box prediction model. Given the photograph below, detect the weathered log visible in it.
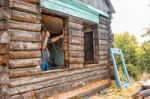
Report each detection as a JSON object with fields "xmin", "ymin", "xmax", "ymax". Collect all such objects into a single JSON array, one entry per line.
[
  {"xmin": 69, "ymin": 16, "xmax": 82, "ymax": 24},
  {"xmin": 0, "ymin": 55, "xmax": 9, "ymax": 65},
  {"xmin": 48, "ymin": 80, "xmax": 110, "ymax": 99},
  {"xmin": 22, "ymin": 0, "xmax": 39, "ymax": 4},
  {"xmin": 99, "ymin": 60, "xmax": 108, "ymax": 65},
  {"xmin": 69, "ymin": 51, "xmax": 84, "ymax": 58},
  {"xmin": 8, "ymin": 69, "xmax": 108, "ymax": 96},
  {"xmin": 9, "ymin": 50, "xmax": 41, "ymax": 59},
  {"xmin": 0, "ymin": 85, "xmax": 9, "ymax": 99},
  {"xmin": 69, "ymin": 58, "xmax": 84, "ymax": 64},
  {"xmin": 0, "ymin": 0, "xmax": 9, "ymax": 7},
  {"xmin": 0, "ymin": 31, "xmax": 10, "ymax": 44},
  {"xmin": 0, "ymin": 73, "xmax": 9, "ymax": 85},
  {"xmin": 0, "ymin": 7, "xmax": 10, "ymax": 20},
  {"xmin": 69, "ymin": 44, "xmax": 84, "ymax": 51},
  {"xmin": 0, "ymin": 65, "xmax": 8, "ymax": 73},
  {"xmin": 69, "ymin": 22, "xmax": 83, "ymax": 31},
  {"xmin": 9, "ymin": 29, "xmax": 41, "ymax": 42},
  {"xmin": 69, "ymin": 36, "xmax": 84, "ymax": 45},
  {"xmin": 99, "ymin": 40, "xmax": 108, "ymax": 45},
  {"xmin": 9, "ymin": 58, "xmax": 41, "ymax": 69},
  {"xmin": 69, "ymin": 29, "xmax": 83, "ymax": 37},
  {"xmin": 99, "ymin": 51, "xmax": 108, "ymax": 55},
  {"xmin": 9, "ymin": 66, "xmax": 107, "ymax": 87},
  {"xmin": 0, "ymin": 44, "xmax": 9, "ymax": 54},
  {"xmin": 0, "ymin": 21, "xmax": 9, "ymax": 30},
  {"xmin": 9, "ymin": 67, "xmax": 41, "ymax": 78},
  {"xmin": 9, "ymin": 74, "xmax": 109, "ymax": 99},
  {"xmin": 9, "ymin": 20, "xmax": 41, "ymax": 32},
  {"xmin": 69, "ymin": 63, "xmax": 84, "ymax": 69},
  {"xmin": 10, "ymin": 42, "xmax": 41, "ymax": 51},
  {"xmin": 99, "ymin": 46, "xmax": 109, "ymax": 51},
  {"xmin": 10, "ymin": 0, "xmax": 40, "ymax": 14},
  {"xmin": 11, "ymin": 10, "xmax": 41, "ymax": 23}
]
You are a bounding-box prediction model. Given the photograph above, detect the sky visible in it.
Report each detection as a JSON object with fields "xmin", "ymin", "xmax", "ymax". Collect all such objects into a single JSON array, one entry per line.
[{"xmin": 110, "ymin": 0, "xmax": 150, "ymax": 43}]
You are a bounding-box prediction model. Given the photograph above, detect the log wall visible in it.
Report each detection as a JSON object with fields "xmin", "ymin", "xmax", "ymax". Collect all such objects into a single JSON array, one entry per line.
[{"xmin": 0, "ymin": 0, "xmax": 113, "ymax": 98}]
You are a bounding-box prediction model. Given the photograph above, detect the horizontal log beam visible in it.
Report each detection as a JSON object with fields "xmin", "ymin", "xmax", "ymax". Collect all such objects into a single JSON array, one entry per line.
[
  {"xmin": 22, "ymin": 0, "xmax": 39, "ymax": 4},
  {"xmin": 10, "ymin": 0, "xmax": 40, "ymax": 14},
  {"xmin": 11, "ymin": 10, "xmax": 41, "ymax": 23},
  {"xmin": 9, "ymin": 20, "xmax": 41, "ymax": 32},
  {"xmin": 69, "ymin": 29, "xmax": 83, "ymax": 37},
  {"xmin": 9, "ymin": 50, "xmax": 41, "ymax": 59},
  {"xmin": 9, "ymin": 67, "xmax": 41, "ymax": 78},
  {"xmin": 9, "ymin": 66, "xmax": 108, "ymax": 87},
  {"xmin": 0, "ymin": 21, "xmax": 9, "ymax": 30},
  {"xmin": 10, "ymin": 42, "xmax": 41, "ymax": 51},
  {"xmin": 9, "ymin": 29, "xmax": 41, "ymax": 42},
  {"xmin": 69, "ymin": 58, "xmax": 84, "ymax": 64},
  {"xmin": 9, "ymin": 69, "xmax": 109, "ymax": 96},
  {"xmin": 0, "ymin": 55, "xmax": 9, "ymax": 65},
  {"xmin": 9, "ymin": 58, "xmax": 41, "ymax": 69},
  {"xmin": 10, "ymin": 74, "xmax": 109, "ymax": 99},
  {"xmin": 69, "ymin": 22, "xmax": 83, "ymax": 31}
]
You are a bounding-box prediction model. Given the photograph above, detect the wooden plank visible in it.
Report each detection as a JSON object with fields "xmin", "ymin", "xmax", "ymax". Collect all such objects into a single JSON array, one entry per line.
[
  {"xmin": 9, "ymin": 29, "xmax": 41, "ymax": 42},
  {"xmin": 9, "ymin": 67, "xmax": 41, "ymax": 78},
  {"xmin": 9, "ymin": 73, "xmax": 109, "ymax": 99},
  {"xmin": 10, "ymin": 42, "xmax": 41, "ymax": 51},
  {"xmin": 9, "ymin": 66, "xmax": 108, "ymax": 87},
  {"xmin": 0, "ymin": 7, "xmax": 10, "ymax": 20},
  {"xmin": 9, "ymin": 20, "xmax": 41, "ymax": 32},
  {"xmin": 47, "ymin": 80, "xmax": 110, "ymax": 99},
  {"xmin": 9, "ymin": 69, "xmax": 109, "ymax": 96},
  {"xmin": 0, "ymin": 65, "xmax": 8, "ymax": 73},
  {"xmin": 0, "ymin": 31, "xmax": 10, "ymax": 44},
  {"xmin": 9, "ymin": 58, "xmax": 41, "ymax": 69},
  {"xmin": 10, "ymin": 0, "xmax": 40, "ymax": 14},
  {"xmin": 0, "ymin": 44, "xmax": 9, "ymax": 54},
  {"xmin": 9, "ymin": 50, "xmax": 41, "ymax": 59},
  {"xmin": 11, "ymin": 10, "xmax": 41, "ymax": 23},
  {"xmin": 99, "ymin": 51, "xmax": 108, "ymax": 55},
  {"xmin": 69, "ymin": 22, "xmax": 83, "ymax": 31}
]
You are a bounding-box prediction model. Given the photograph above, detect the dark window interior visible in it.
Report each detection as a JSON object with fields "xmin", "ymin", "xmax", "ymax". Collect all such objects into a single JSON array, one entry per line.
[{"xmin": 84, "ymin": 31, "xmax": 94, "ymax": 64}]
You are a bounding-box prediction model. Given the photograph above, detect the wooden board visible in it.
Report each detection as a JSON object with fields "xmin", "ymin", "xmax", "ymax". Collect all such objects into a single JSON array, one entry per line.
[
  {"xmin": 0, "ymin": 55, "xmax": 9, "ymax": 65},
  {"xmin": 0, "ymin": 21, "xmax": 9, "ymax": 30},
  {"xmin": 0, "ymin": 44, "xmax": 9, "ymax": 54},
  {"xmin": 22, "ymin": 0, "xmax": 39, "ymax": 4},
  {"xmin": 69, "ymin": 22, "xmax": 83, "ymax": 30}
]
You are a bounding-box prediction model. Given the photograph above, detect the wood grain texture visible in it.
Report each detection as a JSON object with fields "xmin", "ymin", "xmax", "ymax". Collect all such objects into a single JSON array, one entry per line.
[
  {"xmin": 9, "ymin": 20, "xmax": 41, "ymax": 32},
  {"xmin": 10, "ymin": 42, "xmax": 41, "ymax": 51},
  {"xmin": 11, "ymin": 10, "xmax": 41, "ymax": 23},
  {"xmin": 10, "ymin": 0, "xmax": 40, "ymax": 14},
  {"xmin": 9, "ymin": 50, "xmax": 41, "ymax": 59},
  {"xmin": 9, "ymin": 58, "xmax": 41, "ymax": 69},
  {"xmin": 0, "ymin": 31, "xmax": 10, "ymax": 44},
  {"xmin": 9, "ymin": 29, "xmax": 41, "ymax": 42}
]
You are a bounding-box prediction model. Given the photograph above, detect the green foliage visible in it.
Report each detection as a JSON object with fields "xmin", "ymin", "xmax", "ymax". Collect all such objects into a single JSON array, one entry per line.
[{"xmin": 114, "ymin": 32, "xmax": 150, "ymax": 79}]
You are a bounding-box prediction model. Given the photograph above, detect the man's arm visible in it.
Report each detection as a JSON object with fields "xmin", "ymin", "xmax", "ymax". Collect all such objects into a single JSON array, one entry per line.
[{"xmin": 51, "ymin": 34, "xmax": 63, "ymax": 43}]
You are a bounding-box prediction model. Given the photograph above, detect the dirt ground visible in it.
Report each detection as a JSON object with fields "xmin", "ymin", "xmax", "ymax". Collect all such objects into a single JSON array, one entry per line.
[{"xmin": 89, "ymin": 80, "xmax": 141, "ymax": 99}]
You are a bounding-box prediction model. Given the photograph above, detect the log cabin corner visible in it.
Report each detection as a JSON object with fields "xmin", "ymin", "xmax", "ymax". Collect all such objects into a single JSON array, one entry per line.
[{"xmin": 0, "ymin": 0, "xmax": 115, "ymax": 99}]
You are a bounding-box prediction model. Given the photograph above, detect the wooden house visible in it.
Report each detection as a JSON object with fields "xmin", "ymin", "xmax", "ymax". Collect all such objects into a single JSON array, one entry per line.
[{"xmin": 0, "ymin": 0, "xmax": 115, "ymax": 99}]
